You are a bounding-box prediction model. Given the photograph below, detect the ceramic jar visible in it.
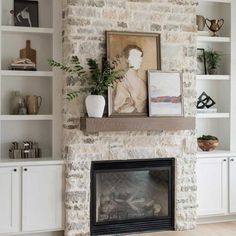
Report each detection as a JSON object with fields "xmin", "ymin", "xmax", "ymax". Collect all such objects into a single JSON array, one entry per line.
[
  {"xmin": 85, "ymin": 95, "xmax": 105, "ymax": 118},
  {"xmin": 26, "ymin": 95, "xmax": 42, "ymax": 115},
  {"xmin": 11, "ymin": 91, "xmax": 24, "ymax": 115},
  {"xmin": 196, "ymin": 15, "xmax": 206, "ymax": 31}
]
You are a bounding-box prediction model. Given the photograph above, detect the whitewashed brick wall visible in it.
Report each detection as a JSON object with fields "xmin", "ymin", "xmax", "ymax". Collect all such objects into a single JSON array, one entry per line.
[{"xmin": 62, "ymin": 0, "xmax": 198, "ymax": 235}]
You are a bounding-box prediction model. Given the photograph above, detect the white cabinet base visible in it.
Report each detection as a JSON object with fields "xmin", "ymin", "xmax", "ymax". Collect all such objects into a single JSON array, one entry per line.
[
  {"xmin": 0, "ymin": 162, "xmax": 64, "ymax": 235},
  {"xmin": 197, "ymin": 157, "xmax": 228, "ymax": 217},
  {"xmin": 22, "ymin": 165, "xmax": 64, "ymax": 232},
  {"xmin": 0, "ymin": 167, "xmax": 20, "ymax": 234},
  {"xmin": 197, "ymin": 156, "xmax": 236, "ymax": 220}
]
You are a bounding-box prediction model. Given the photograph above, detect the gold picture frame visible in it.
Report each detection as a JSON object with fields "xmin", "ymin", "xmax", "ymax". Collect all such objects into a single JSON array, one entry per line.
[{"xmin": 106, "ymin": 31, "xmax": 161, "ymax": 117}]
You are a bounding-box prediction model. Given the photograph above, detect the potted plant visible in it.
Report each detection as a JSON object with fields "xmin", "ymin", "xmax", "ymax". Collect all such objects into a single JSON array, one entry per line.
[
  {"xmin": 197, "ymin": 135, "xmax": 219, "ymax": 151},
  {"xmin": 205, "ymin": 49, "xmax": 222, "ymax": 75},
  {"xmin": 49, "ymin": 56, "xmax": 122, "ymax": 118}
]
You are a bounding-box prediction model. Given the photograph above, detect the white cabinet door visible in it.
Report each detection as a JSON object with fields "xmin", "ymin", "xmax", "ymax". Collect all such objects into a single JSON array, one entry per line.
[
  {"xmin": 0, "ymin": 167, "xmax": 20, "ymax": 234},
  {"xmin": 197, "ymin": 157, "xmax": 228, "ymax": 216},
  {"xmin": 229, "ymin": 157, "xmax": 236, "ymax": 213},
  {"xmin": 22, "ymin": 165, "xmax": 64, "ymax": 232}
]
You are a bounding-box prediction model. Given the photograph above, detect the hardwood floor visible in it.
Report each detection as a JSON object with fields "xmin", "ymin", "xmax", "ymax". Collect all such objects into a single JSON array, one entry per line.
[{"xmin": 135, "ymin": 222, "xmax": 236, "ymax": 236}]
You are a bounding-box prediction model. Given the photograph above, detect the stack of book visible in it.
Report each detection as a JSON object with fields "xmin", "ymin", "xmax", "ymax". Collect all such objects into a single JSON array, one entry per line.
[
  {"xmin": 9, "ymin": 141, "xmax": 41, "ymax": 159},
  {"xmin": 9, "ymin": 58, "xmax": 36, "ymax": 71}
]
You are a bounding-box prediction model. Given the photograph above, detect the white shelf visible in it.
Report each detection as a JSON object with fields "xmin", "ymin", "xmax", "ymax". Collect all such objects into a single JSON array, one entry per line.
[
  {"xmin": 0, "ymin": 115, "xmax": 53, "ymax": 121},
  {"xmin": 197, "ymin": 36, "xmax": 230, "ymax": 43},
  {"xmin": 1, "ymin": 26, "xmax": 54, "ymax": 34},
  {"xmin": 197, "ymin": 150, "xmax": 236, "ymax": 158},
  {"xmin": 1, "ymin": 70, "xmax": 53, "ymax": 77},
  {"xmin": 198, "ymin": 0, "xmax": 231, "ymax": 3},
  {"xmin": 197, "ymin": 113, "xmax": 230, "ymax": 118},
  {"xmin": 196, "ymin": 75, "xmax": 230, "ymax": 81},
  {"xmin": 0, "ymin": 158, "xmax": 64, "ymax": 167}
]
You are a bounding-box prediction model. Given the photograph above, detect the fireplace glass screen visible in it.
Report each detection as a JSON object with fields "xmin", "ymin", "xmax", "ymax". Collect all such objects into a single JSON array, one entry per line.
[
  {"xmin": 91, "ymin": 159, "xmax": 175, "ymax": 235},
  {"xmin": 96, "ymin": 168, "xmax": 169, "ymax": 222}
]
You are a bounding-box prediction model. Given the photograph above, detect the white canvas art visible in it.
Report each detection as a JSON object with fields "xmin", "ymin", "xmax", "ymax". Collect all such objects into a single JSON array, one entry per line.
[{"xmin": 148, "ymin": 71, "xmax": 183, "ymax": 116}]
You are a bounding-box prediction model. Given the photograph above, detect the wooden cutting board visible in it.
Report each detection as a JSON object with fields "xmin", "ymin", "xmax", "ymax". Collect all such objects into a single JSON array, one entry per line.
[{"xmin": 20, "ymin": 40, "xmax": 37, "ymax": 65}]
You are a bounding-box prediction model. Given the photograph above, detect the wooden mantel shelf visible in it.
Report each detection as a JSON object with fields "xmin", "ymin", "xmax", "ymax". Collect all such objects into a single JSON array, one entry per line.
[{"xmin": 80, "ymin": 117, "xmax": 195, "ymax": 132}]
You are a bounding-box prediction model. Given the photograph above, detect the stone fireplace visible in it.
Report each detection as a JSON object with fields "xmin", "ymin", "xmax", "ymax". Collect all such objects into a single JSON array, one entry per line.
[
  {"xmin": 62, "ymin": 0, "xmax": 198, "ymax": 235},
  {"xmin": 65, "ymin": 131, "xmax": 197, "ymax": 235}
]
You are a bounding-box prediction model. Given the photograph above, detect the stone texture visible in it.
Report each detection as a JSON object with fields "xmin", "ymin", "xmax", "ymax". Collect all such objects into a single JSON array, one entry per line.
[{"xmin": 62, "ymin": 0, "xmax": 198, "ymax": 235}]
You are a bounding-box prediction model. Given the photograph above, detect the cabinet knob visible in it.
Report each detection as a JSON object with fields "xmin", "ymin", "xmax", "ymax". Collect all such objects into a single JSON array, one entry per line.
[
  {"xmin": 231, "ymin": 159, "xmax": 235, "ymax": 162},
  {"xmin": 24, "ymin": 168, "xmax": 28, "ymax": 171},
  {"xmin": 223, "ymin": 159, "xmax": 227, "ymax": 162},
  {"xmin": 13, "ymin": 169, "xmax": 17, "ymax": 172}
]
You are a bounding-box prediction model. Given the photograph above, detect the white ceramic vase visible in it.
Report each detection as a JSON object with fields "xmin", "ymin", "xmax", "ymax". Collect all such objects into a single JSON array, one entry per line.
[{"xmin": 85, "ymin": 95, "xmax": 105, "ymax": 118}]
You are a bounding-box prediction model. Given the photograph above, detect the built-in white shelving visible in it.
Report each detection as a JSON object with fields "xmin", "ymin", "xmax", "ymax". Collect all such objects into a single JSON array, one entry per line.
[
  {"xmin": 0, "ymin": 2, "xmax": 64, "ymax": 235},
  {"xmin": 0, "ymin": 0, "xmax": 62, "ymax": 162},
  {"xmin": 196, "ymin": 0, "xmax": 236, "ymax": 221},
  {"xmin": 196, "ymin": 0, "xmax": 233, "ymax": 153}
]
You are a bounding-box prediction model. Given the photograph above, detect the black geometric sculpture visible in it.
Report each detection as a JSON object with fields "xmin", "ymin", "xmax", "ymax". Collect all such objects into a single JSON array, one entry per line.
[{"xmin": 197, "ymin": 92, "xmax": 216, "ymax": 109}]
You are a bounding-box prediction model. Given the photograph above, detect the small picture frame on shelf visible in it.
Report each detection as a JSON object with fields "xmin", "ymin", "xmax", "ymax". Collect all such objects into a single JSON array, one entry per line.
[
  {"xmin": 14, "ymin": 0, "xmax": 39, "ymax": 27},
  {"xmin": 197, "ymin": 48, "xmax": 207, "ymax": 75},
  {"xmin": 148, "ymin": 71, "xmax": 183, "ymax": 117}
]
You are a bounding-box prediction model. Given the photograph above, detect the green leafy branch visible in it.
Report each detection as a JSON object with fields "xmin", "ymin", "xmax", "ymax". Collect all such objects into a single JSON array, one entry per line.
[
  {"xmin": 49, "ymin": 57, "xmax": 123, "ymax": 101},
  {"xmin": 205, "ymin": 49, "xmax": 222, "ymax": 69}
]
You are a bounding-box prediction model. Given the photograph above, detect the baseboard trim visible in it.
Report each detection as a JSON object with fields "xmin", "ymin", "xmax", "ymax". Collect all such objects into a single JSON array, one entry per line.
[{"xmin": 197, "ymin": 215, "xmax": 236, "ymax": 224}]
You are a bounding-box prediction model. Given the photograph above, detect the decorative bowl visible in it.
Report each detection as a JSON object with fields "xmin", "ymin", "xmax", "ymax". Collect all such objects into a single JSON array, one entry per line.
[{"xmin": 197, "ymin": 139, "xmax": 219, "ymax": 151}]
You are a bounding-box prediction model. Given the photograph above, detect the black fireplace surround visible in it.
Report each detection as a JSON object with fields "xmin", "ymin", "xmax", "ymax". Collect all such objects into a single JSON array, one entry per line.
[{"xmin": 90, "ymin": 158, "xmax": 175, "ymax": 235}]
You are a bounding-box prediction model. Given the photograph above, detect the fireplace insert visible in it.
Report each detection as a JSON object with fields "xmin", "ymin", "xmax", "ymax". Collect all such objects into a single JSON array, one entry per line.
[{"xmin": 90, "ymin": 158, "xmax": 175, "ymax": 235}]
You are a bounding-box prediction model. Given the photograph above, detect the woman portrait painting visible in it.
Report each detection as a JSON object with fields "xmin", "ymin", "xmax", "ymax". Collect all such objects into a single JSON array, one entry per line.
[
  {"xmin": 107, "ymin": 31, "xmax": 161, "ymax": 116},
  {"xmin": 114, "ymin": 45, "xmax": 146, "ymax": 114}
]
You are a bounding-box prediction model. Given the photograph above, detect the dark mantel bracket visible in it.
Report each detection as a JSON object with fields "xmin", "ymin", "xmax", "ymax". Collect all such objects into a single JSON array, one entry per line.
[{"xmin": 80, "ymin": 117, "xmax": 196, "ymax": 132}]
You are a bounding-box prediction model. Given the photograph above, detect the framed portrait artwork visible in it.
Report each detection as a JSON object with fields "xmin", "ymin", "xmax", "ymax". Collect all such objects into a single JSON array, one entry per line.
[
  {"xmin": 14, "ymin": 0, "xmax": 39, "ymax": 27},
  {"xmin": 197, "ymin": 48, "xmax": 207, "ymax": 75},
  {"xmin": 106, "ymin": 31, "xmax": 161, "ymax": 117},
  {"xmin": 148, "ymin": 71, "xmax": 183, "ymax": 117}
]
